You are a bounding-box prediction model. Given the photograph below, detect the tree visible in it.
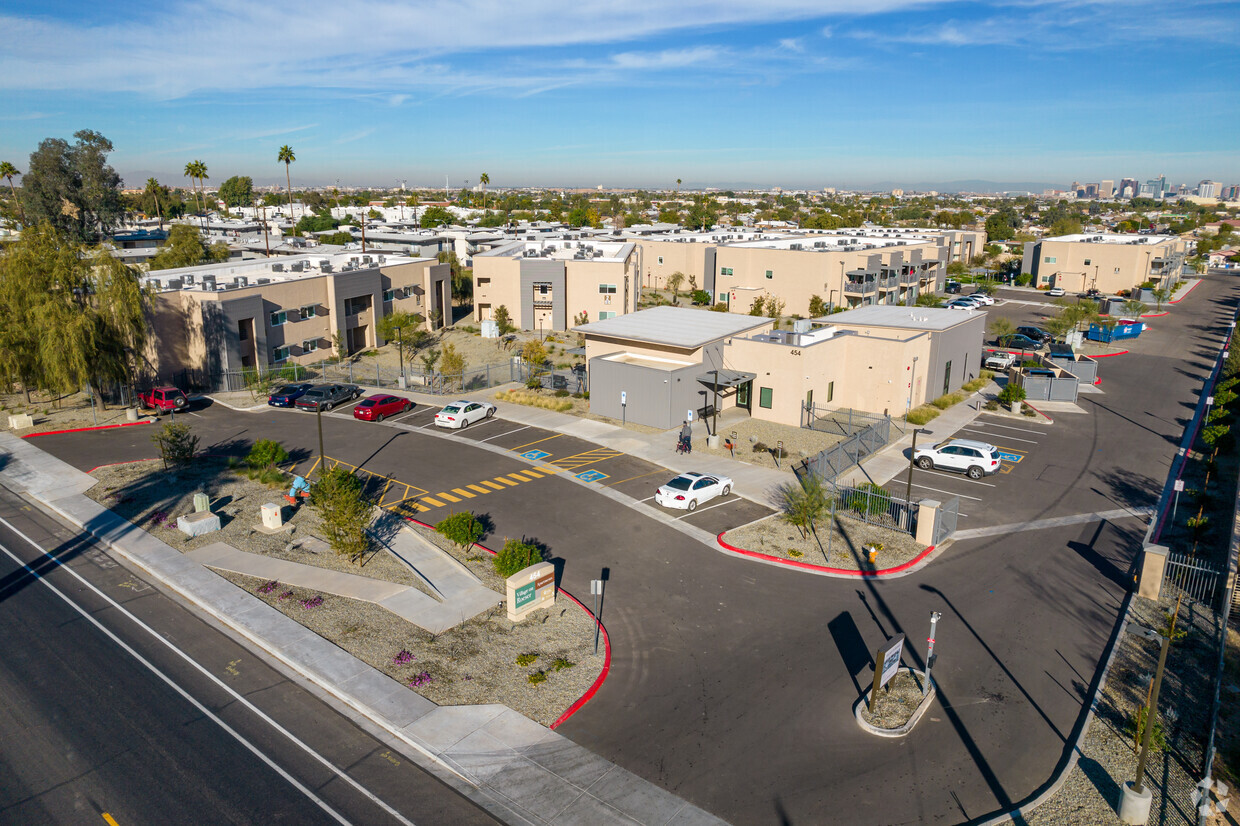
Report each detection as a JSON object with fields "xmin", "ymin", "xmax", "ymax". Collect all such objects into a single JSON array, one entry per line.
[
  {"xmin": 218, "ymin": 175, "xmax": 254, "ymax": 208},
  {"xmin": 946, "ymin": 261, "xmax": 968, "ymax": 278},
  {"xmin": 23, "ymin": 131, "xmax": 124, "ymax": 243},
  {"xmin": 420, "ymin": 205, "xmax": 454, "ymax": 227},
  {"xmin": 151, "ymin": 422, "xmax": 199, "ymax": 469},
  {"xmin": 1122, "ymin": 299, "xmax": 1148, "ymax": 317},
  {"xmin": 808, "ymin": 295, "xmax": 827, "ymax": 317},
  {"xmin": 675, "ymin": 178, "xmax": 682, "ymax": 196},
  {"xmin": 195, "ymin": 161, "xmax": 210, "ymax": 211},
  {"xmin": 277, "ymin": 145, "xmax": 296, "ymax": 216},
  {"xmin": 521, "ymin": 339, "xmax": 547, "ymax": 367},
  {"xmin": 493, "ymin": 305, "xmax": 516, "ymax": 335},
  {"xmin": 479, "ymin": 172, "xmax": 489, "ymax": 209},
  {"xmin": 666, "ymin": 272, "xmax": 685, "ymax": 300},
  {"xmin": 148, "ymin": 224, "xmax": 215, "ymax": 270},
  {"xmin": 144, "ymin": 177, "xmax": 164, "ymax": 227},
  {"xmin": 766, "ymin": 296, "xmax": 786, "ymax": 321},
  {"xmin": 1049, "ymin": 216, "xmax": 1082, "ymax": 236},
  {"xmin": 915, "ymin": 292, "xmax": 944, "ymax": 307},
  {"xmin": 985, "ymin": 210, "xmax": 1017, "ymax": 241},
  {"xmin": 988, "ymin": 317, "xmax": 1016, "ymax": 346},
  {"xmin": 439, "ymin": 342, "xmax": 466, "ymax": 385},
  {"xmin": 310, "ymin": 466, "xmax": 374, "ymax": 563},
  {"xmin": 183, "ymin": 162, "xmax": 201, "ymax": 213},
  {"xmin": 376, "ymin": 310, "xmax": 425, "ymax": 360},
  {"xmin": 419, "ymin": 347, "xmax": 441, "ymax": 378},
  {"xmin": 685, "ymin": 198, "xmax": 718, "ymax": 231},
  {"xmin": 1152, "ymin": 283, "xmax": 1174, "ymax": 310},
  {"xmin": 0, "ymin": 161, "xmax": 26, "ymax": 225},
  {"xmin": 777, "ymin": 476, "xmax": 828, "ymax": 540}
]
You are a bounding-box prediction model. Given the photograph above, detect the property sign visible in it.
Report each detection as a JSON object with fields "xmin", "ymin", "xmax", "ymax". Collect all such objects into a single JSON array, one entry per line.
[
  {"xmin": 1174, "ymin": 479, "xmax": 1185, "ymax": 492},
  {"xmin": 621, "ymin": 391, "xmax": 627, "ymax": 406},
  {"xmin": 878, "ymin": 634, "xmax": 905, "ymax": 689},
  {"xmin": 506, "ymin": 561, "xmax": 556, "ymax": 621}
]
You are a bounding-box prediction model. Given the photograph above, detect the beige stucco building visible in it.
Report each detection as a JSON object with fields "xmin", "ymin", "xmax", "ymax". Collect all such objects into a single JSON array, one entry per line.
[
  {"xmin": 1021, "ymin": 233, "xmax": 1188, "ymax": 294},
  {"xmin": 578, "ymin": 305, "xmax": 986, "ymax": 428},
  {"xmin": 472, "ymin": 239, "xmax": 638, "ymax": 331},
  {"xmin": 144, "ymin": 251, "xmax": 450, "ymax": 386}
]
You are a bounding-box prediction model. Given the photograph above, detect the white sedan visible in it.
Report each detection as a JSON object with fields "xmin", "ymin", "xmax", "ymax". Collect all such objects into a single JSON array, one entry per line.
[
  {"xmin": 434, "ymin": 400, "xmax": 496, "ymax": 429},
  {"xmin": 654, "ymin": 472, "xmax": 733, "ymax": 511},
  {"xmin": 1047, "ymin": 287, "xmax": 1066, "ymax": 297},
  {"xmin": 968, "ymin": 293, "xmax": 995, "ymax": 305}
]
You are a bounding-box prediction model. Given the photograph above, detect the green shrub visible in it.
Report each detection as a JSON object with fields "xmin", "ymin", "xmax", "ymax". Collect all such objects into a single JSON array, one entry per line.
[
  {"xmin": 997, "ymin": 384, "xmax": 1027, "ymax": 406},
  {"xmin": 151, "ymin": 422, "xmax": 199, "ymax": 469},
  {"xmin": 552, "ymin": 657, "xmax": 575, "ymax": 671},
  {"xmin": 310, "ymin": 467, "xmax": 373, "ymax": 563},
  {"xmin": 930, "ymin": 392, "xmax": 967, "ymax": 410},
  {"xmin": 515, "ymin": 652, "xmax": 538, "ymax": 666},
  {"xmin": 691, "ymin": 289, "xmax": 711, "ymax": 305},
  {"xmin": 436, "ymin": 512, "xmax": 484, "ymax": 548},
  {"xmin": 1126, "ymin": 706, "xmax": 1166, "ymax": 752},
  {"xmin": 905, "ymin": 406, "xmax": 941, "ymax": 425},
  {"xmin": 554, "ymin": 389, "xmax": 570, "ymax": 397},
  {"xmin": 247, "ymin": 439, "xmax": 289, "ymax": 470},
  {"xmin": 527, "ymin": 670, "xmax": 547, "ymax": 685},
  {"xmin": 494, "ymin": 538, "xmax": 545, "ymax": 578}
]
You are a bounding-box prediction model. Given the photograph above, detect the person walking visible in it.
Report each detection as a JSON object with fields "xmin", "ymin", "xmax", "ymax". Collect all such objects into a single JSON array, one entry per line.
[{"xmin": 680, "ymin": 419, "xmax": 692, "ymax": 454}]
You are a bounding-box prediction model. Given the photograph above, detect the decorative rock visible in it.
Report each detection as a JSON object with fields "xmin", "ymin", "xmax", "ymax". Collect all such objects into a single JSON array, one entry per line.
[
  {"xmin": 7, "ymin": 414, "xmax": 33, "ymax": 430},
  {"xmin": 178, "ymin": 510, "xmax": 221, "ymax": 537},
  {"xmin": 193, "ymin": 492, "xmax": 211, "ymax": 513}
]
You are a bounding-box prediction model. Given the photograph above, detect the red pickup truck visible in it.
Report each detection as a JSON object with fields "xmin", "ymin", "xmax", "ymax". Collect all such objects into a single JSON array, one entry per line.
[{"xmin": 139, "ymin": 386, "xmax": 189, "ymax": 415}]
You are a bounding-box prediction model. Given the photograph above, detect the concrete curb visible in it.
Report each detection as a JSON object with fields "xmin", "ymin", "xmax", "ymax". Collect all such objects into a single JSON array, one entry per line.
[
  {"xmin": 1022, "ymin": 399, "xmax": 1055, "ymax": 424},
  {"xmin": 716, "ymin": 531, "xmax": 937, "ymax": 579},
  {"xmin": 853, "ymin": 668, "xmax": 935, "ymax": 738},
  {"xmin": 199, "ymin": 394, "xmax": 270, "ymax": 412},
  {"xmin": 22, "ymin": 419, "xmax": 154, "ymax": 438}
]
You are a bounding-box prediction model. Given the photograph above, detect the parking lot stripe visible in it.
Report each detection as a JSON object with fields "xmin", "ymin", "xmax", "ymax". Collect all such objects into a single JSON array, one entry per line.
[
  {"xmin": 493, "ymin": 477, "xmax": 518, "ymax": 487},
  {"xmin": 478, "ymin": 425, "xmax": 530, "ymax": 443},
  {"xmin": 436, "ymin": 491, "xmax": 462, "ymax": 503},
  {"xmin": 676, "ymin": 499, "xmax": 733, "ymax": 519},
  {"xmin": 913, "ymin": 469, "xmax": 996, "ymax": 487},
  {"xmin": 906, "ymin": 482, "xmax": 984, "ymax": 502},
  {"xmin": 466, "ymin": 484, "xmax": 490, "ymax": 495},
  {"xmin": 420, "ymin": 497, "xmax": 445, "ymax": 508},
  {"xmin": 510, "ymin": 434, "xmax": 562, "ymax": 451},
  {"xmin": 606, "ymin": 469, "xmax": 666, "ymax": 488},
  {"xmin": 450, "ymin": 488, "xmax": 476, "ymax": 499},
  {"xmin": 974, "ymin": 419, "xmax": 1047, "ymax": 435},
  {"xmin": 959, "ymin": 427, "xmax": 1039, "ymax": 444},
  {"xmin": 481, "ymin": 480, "xmax": 505, "ymax": 491}
]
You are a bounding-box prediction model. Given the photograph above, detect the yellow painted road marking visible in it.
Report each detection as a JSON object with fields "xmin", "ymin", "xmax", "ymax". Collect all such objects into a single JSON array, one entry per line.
[
  {"xmin": 606, "ymin": 469, "xmax": 666, "ymax": 487},
  {"xmin": 103, "ymin": 816, "xmax": 120, "ymax": 826},
  {"xmin": 437, "ymin": 491, "xmax": 462, "ymax": 503},
  {"xmin": 482, "ymin": 480, "xmax": 504, "ymax": 491},
  {"xmin": 550, "ymin": 448, "xmax": 625, "ymax": 470},
  {"xmin": 505, "ymin": 472, "xmax": 534, "ymax": 482},
  {"xmin": 466, "ymin": 484, "xmax": 490, "ymax": 495},
  {"xmin": 510, "ymin": 434, "xmax": 562, "ymax": 451},
  {"xmin": 537, "ymin": 465, "xmax": 560, "ymax": 473},
  {"xmin": 390, "ymin": 497, "xmax": 428, "ymax": 513},
  {"xmin": 451, "ymin": 487, "xmax": 476, "ymax": 498},
  {"xmin": 513, "ymin": 470, "xmax": 541, "ymax": 479},
  {"xmin": 421, "ymin": 497, "xmax": 445, "ymax": 508},
  {"xmin": 494, "ymin": 477, "xmax": 518, "ymax": 486}
]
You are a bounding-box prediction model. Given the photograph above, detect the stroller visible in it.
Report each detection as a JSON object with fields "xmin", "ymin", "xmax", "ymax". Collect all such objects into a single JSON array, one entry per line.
[{"xmin": 676, "ymin": 433, "xmax": 691, "ymax": 454}]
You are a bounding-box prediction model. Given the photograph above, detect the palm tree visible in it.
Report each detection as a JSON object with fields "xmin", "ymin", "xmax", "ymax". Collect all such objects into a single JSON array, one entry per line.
[
  {"xmin": 0, "ymin": 161, "xmax": 26, "ymax": 225},
  {"xmin": 145, "ymin": 177, "xmax": 164, "ymax": 227},
  {"xmin": 676, "ymin": 178, "xmax": 682, "ymax": 197},
  {"xmin": 183, "ymin": 162, "xmax": 201, "ymax": 214},
  {"xmin": 479, "ymin": 172, "xmax": 490, "ymax": 209},
  {"xmin": 195, "ymin": 162, "xmax": 209, "ymax": 213},
  {"xmin": 277, "ymin": 145, "xmax": 296, "ymax": 216}
]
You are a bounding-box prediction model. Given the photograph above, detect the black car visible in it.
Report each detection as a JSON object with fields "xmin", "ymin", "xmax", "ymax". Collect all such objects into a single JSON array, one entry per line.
[
  {"xmin": 294, "ymin": 383, "xmax": 362, "ymax": 412},
  {"xmin": 1016, "ymin": 325, "xmax": 1052, "ymax": 343},
  {"xmin": 997, "ymin": 334, "xmax": 1045, "ymax": 351},
  {"xmin": 268, "ymin": 383, "xmax": 315, "ymax": 407}
]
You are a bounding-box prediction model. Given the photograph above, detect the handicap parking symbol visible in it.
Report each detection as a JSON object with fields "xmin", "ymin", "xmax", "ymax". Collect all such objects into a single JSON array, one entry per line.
[
  {"xmin": 997, "ymin": 451, "xmax": 1024, "ymax": 463},
  {"xmin": 522, "ymin": 450, "xmax": 550, "ymax": 460},
  {"xmin": 576, "ymin": 470, "xmax": 609, "ymax": 483}
]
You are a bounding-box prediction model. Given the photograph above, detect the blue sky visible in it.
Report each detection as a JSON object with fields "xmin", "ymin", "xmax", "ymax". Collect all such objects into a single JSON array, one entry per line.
[{"xmin": 2, "ymin": 0, "xmax": 1238, "ymax": 190}]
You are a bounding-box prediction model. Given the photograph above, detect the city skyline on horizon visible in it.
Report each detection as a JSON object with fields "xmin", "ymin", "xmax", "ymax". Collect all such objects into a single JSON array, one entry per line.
[{"xmin": 2, "ymin": 0, "xmax": 1237, "ymax": 190}]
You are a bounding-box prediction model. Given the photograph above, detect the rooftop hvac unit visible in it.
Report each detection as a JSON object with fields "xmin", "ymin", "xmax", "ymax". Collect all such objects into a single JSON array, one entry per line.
[
  {"xmin": 321, "ymin": 263, "xmax": 333, "ymax": 273},
  {"xmin": 350, "ymin": 256, "xmax": 360, "ymax": 264},
  {"xmin": 257, "ymin": 278, "xmax": 270, "ymax": 284},
  {"xmin": 200, "ymin": 275, "xmax": 216, "ymax": 289},
  {"xmin": 234, "ymin": 276, "xmax": 248, "ymax": 287},
  {"xmin": 272, "ymin": 262, "xmax": 285, "ymax": 272},
  {"xmin": 166, "ymin": 278, "xmax": 183, "ymax": 290},
  {"xmin": 183, "ymin": 274, "xmax": 195, "ymax": 284},
  {"xmin": 362, "ymin": 255, "xmax": 372, "ymax": 263},
  {"xmin": 792, "ymin": 318, "xmax": 812, "ymax": 334},
  {"xmin": 790, "ymin": 243, "xmax": 802, "ymax": 250},
  {"xmin": 318, "ymin": 259, "xmax": 330, "ymax": 268},
  {"xmin": 292, "ymin": 261, "xmax": 306, "ymax": 272},
  {"xmin": 593, "ymin": 250, "xmax": 602, "ymax": 258},
  {"xmin": 377, "ymin": 255, "xmax": 386, "ymax": 264},
  {"xmin": 546, "ymin": 245, "xmax": 556, "ymax": 252}
]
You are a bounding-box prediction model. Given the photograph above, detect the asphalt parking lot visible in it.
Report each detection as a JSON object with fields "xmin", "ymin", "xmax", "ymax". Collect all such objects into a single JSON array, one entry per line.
[
  {"xmin": 315, "ymin": 399, "xmax": 775, "ymax": 535},
  {"xmin": 885, "ymin": 412, "xmax": 1046, "ymax": 528}
]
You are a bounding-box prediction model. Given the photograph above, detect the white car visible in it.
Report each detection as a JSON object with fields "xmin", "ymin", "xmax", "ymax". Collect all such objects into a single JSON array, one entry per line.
[
  {"xmin": 947, "ymin": 300, "xmax": 983, "ymax": 311},
  {"xmin": 654, "ymin": 472, "xmax": 733, "ymax": 511},
  {"xmin": 1047, "ymin": 287, "xmax": 1066, "ymax": 297},
  {"xmin": 434, "ymin": 400, "xmax": 496, "ymax": 429},
  {"xmin": 968, "ymin": 293, "xmax": 995, "ymax": 305},
  {"xmin": 913, "ymin": 438, "xmax": 1002, "ymax": 479}
]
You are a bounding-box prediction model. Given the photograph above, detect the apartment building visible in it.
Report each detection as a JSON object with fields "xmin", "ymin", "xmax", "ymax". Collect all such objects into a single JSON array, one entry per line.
[
  {"xmin": 1020, "ymin": 233, "xmax": 1188, "ymax": 294},
  {"xmin": 471, "ymin": 238, "xmax": 638, "ymax": 331},
  {"xmin": 143, "ymin": 251, "xmax": 450, "ymax": 385},
  {"xmin": 578, "ymin": 305, "xmax": 984, "ymax": 428}
]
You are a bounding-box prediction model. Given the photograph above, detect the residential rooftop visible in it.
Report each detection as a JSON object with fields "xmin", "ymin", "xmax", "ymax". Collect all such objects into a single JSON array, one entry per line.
[
  {"xmin": 141, "ymin": 250, "xmax": 424, "ymax": 293},
  {"xmin": 1043, "ymin": 233, "xmax": 1179, "ymax": 245},
  {"xmin": 576, "ymin": 306, "xmax": 770, "ymax": 349},
  {"xmin": 476, "ymin": 239, "xmax": 635, "ymax": 262},
  {"xmin": 817, "ymin": 304, "xmax": 983, "ymax": 331}
]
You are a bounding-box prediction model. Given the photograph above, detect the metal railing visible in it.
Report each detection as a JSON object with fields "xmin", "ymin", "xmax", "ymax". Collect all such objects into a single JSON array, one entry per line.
[
  {"xmin": 801, "ymin": 402, "xmax": 896, "ymax": 436},
  {"xmin": 174, "ymin": 359, "xmax": 520, "ymax": 396},
  {"xmin": 803, "ymin": 417, "xmax": 892, "ymax": 484},
  {"xmin": 935, "ymin": 496, "xmax": 960, "ymax": 544},
  {"xmin": 1163, "ymin": 552, "xmax": 1223, "ymax": 607},
  {"xmin": 828, "ymin": 480, "xmax": 915, "ymax": 535}
]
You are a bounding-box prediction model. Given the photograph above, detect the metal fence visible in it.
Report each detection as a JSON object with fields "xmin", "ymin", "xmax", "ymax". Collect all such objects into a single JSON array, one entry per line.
[
  {"xmin": 934, "ymin": 496, "xmax": 960, "ymax": 545},
  {"xmin": 802, "ymin": 416, "xmax": 892, "ymax": 483},
  {"xmin": 175, "ymin": 359, "xmax": 521, "ymax": 396},
  {"xmin": 512, "ymin": 361, "xmax": 590, "ymax": 394},
  {"xmin": 1163, "ymin": 552, "xmax": 1223, "ymax": 607},
  {"xmin": 828, "ymin": 480, "xmax": 916, "ymax": 535},
  {"xmin": 802, "ymin": 402, "xmax": 898, "ymax": 436}
]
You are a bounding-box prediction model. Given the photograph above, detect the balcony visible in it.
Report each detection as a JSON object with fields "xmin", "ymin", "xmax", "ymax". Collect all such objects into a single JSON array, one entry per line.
[{"xmin": 844, "ymin": 280, "xmax": 877, "ymax": 296}]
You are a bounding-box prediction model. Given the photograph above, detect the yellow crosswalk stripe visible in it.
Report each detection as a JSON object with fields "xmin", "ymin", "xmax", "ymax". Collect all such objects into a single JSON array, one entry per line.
[
  {"xmin": 466, "ymin": 484, "xmax": 490, "ymax": 495},
  {"xmin": 421, "ymin": 497, "xmax": 445, "ymax": 508},
  {"xmin": 451, "ymin": 487, "xmax": 476, "ymax": 498},
  {"xmin": 437, "ymin": 491, "xmax": 462, "ymax": 503},
  {"xmin": 494, "ymin": 477, "xmax": 518, "ymax": 486},
  {"xmin": 507, "ymin": 473, "xmax": 535, "ymax": 482},
  {"xmin": 482, "ymin": 480, "xmax": 504, "ymax": 491}
]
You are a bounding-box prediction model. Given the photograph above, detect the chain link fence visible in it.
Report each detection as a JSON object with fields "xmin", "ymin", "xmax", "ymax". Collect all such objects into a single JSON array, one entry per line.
[{"xmin": 174, "ymin": 359, "xmax": 521, "ymax": 397}]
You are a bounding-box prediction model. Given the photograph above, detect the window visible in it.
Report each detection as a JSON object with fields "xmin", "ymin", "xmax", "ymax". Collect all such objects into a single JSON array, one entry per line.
[
  {"xmin": 657, "ymin": 256, "xmax": 664, "ymax": 265},
  {"xmin": 765, "ymin": 270, "xmax": 773, "ymax": 279},
  {"xmin": 301, "ymin": 339, "xmax": 319, "ymax": 353},
  {"xmin": 759, "ymin": 387, "xmax": 773, "ymax": 409},
  {"xmin": 298, "ymin": 305, "xmax": 317, "ymax": 319},
  {"xmin": 273, "ymin": 345, "xmax": 291, "ymax": 363},
  {"xmin": 1114, "ymin": 267, "xmax": 1121, "ymax": 273},
  {"xmin": 477, "ymin": 278, "xmax": 490, "ymax": 286},
  {"xmin": 599, "ymin": 311, "xmax": 616, "ymax": 320},
  {"xmin": 1083, "ymin": 259, "xmax": 1091, "ymax": 266},
  {"xmin": 383, "ymin": 289, "xmax": 398, "ymax": 303},
  {"xmin": 827, "ymin": 381, "xmax": 834, "ymax": 403},
  {"xmin": 403, "ymin": 285, "xmax": 416, "ymax": 298},
  {"xmin": 599, "ymin": 284, "xmax": 617, "ymax": 294},
  {"xmin": 720, "ymin": 267, "xmax": 734, "ymax": 276},
  {"xmin": 944, "ymin": 360, "xmax": 952, "ymax": 395},
  {"xmin": 1044, "ymin": 256, "xmax": 1057, "ymax": 264},
  {"xmin": 269, "ymin": 310, "xmax": 287, "ymax": 327}
]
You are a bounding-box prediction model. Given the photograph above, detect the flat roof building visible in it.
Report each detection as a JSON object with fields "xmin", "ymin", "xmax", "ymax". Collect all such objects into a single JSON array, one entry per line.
[{"xmin": 1020, "ymin": 233, "xmax": 1187, "ymax": 294}]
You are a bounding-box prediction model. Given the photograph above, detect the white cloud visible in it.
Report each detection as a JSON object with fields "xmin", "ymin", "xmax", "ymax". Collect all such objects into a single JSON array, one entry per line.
[{"xmin": 779, "ymin": 38, "xmax": 804, "ymax": 52}]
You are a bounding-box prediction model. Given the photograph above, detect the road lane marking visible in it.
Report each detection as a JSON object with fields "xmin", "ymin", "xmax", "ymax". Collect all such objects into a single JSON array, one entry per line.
[
  {"xmin": 606, "ymin": 469, "xmax": 666, "ymax": 488},
  {"xmin": 465, "ymin": 485, "xmax": 490, "ymax": 495},
  {"xmin": 436, "ymin": 491, "xmax": 462, "ymax": 503},
  {"xmin": 102, "ymin": 816, "xmax": 120, "ymax": 826},
  {"xmin": 960, "ymin": 427, "xmax": 1039, "ymax": 444},
  {"xmin": 504, "ymin": 474, "xmax": 530, "ymax": 484},
  {"xmin": 951, "ymin": 507, "xmax": 1154, "ymax": 540},
  {"xmin": 481, "ymin": 481, "xmax": 504, "ymax": 491},
  {"xmin": 420, "ymin": 497, "xmax": 445, "ymax": 508},
  {"xmin": 450, "ymin": 487, "xmax": 476, "ymax": 498},
  {"xmin": 493, "ymin": 477, "xmax": 518, "ymax": 487},
  {"xmin": 0, "ymin": 517, "xmax": 429, "ymax": 824}
]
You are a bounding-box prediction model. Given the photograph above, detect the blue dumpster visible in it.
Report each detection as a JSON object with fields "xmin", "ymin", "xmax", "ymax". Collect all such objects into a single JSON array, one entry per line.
[{"xmin": 1087, "ymin": 320, "xmax": 1145, "ymax": 342}]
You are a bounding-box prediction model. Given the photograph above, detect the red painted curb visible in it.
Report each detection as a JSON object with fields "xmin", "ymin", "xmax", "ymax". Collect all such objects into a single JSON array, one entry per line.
[
  {"xmin": 1091, "ymin": 350, "xmax": 1129, "ymax": 358},
  {"xmin": 1169, "ymin": 281, "xmax": 1199, "ymax": 304},
  {"xmin": 1023, "ymin": 400, "xmax": 1054, "ymax": 423},
  {"xmin": 402, "ymin": 517, "xmax": 610, "ymax": 729},
  {"xmin": 716, "ymin": 531, "xmax": 937, "ymax": 577},
  {"xmin": 1093, "ymin": 377, "xmax": 1102, "ymax": 385},
  {"xmin": 22, "ymin": 419, "xmax": 153, "ymax": 439},
  {"xmin": 1142, "ymin": 311, "xmax": 1170, "ymax": 318}
]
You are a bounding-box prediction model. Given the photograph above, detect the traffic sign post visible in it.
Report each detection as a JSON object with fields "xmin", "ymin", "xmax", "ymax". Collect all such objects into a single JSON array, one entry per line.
[
  {"xmin": 1173, "ymin": 478, "xmax": 1184, "ymax": 523},
  {"xmin": 590, "ymin": 579, "xmax": 605, "ymax": 655},
  {"xmin": 924, "ymin": 612, "xmax": 941, "ymax": 695},
  {"xmin": 620, "ymin": 391, "xmax": 627, "ymax": 427}
]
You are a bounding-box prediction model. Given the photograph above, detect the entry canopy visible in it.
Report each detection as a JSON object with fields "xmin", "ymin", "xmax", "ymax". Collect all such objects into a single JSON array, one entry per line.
[{"xmin": 697, "ymin": 369, "xmax": 756, "ymax": 389}]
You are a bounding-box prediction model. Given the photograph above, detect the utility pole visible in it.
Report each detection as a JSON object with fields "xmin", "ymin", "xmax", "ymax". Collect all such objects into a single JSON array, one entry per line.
[
  {"xmin": 396, "ymin": 326, "xmax": 405, "ymax": 386},
  {"xmin": 316, "ymin": 404, "xmax": 326, "ymax": 477},
  {"xmin": 906, "ymin": 429, "xmax": 919, "ymax": 504}
]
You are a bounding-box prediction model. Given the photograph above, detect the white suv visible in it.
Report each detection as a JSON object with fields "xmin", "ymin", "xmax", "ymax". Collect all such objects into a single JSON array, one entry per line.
[{"xmin": 913, "ymin": 438, "xmax": 1002, "ymax": 479}]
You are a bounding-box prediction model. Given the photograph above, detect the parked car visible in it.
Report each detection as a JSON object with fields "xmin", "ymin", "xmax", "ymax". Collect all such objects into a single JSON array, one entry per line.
[
  {"xmin": 294, "ymin": 383, "xmax": 362, "ymax": 412},
  {"xmin": 969, "ymin": 292, "xmax": 995, "ymax": 305},
  {"xmin": 654, "ymin": 472, "xmax": 733, "ymax": 511},
  {"xmin": 267, "ymin": 383, "xmax": 315, "ymax": 407},
  {"xmin": 138, "ymin": 386, "xmax": 189, "ymax": 415},
  {"xmin": 434, "ymin": 400, "xmax": 496, "ymax": 429},
  {"xmin": 913, "ymin": 439, "xmax": 1002, "ymax": 479},
  {"xmin": 984, "ymin": 352, "xmax": 1016, "ymax": 370},
  {"xmin": 352, "ymin": 394, "xmax": 413, "ymax": 422},
  {"xmin": 1016, "ymin": 326, "xmax": 1052, "ymax": 343},
  {"xmin": 995, "ymin": 334, "xmax": 1045, "ymax": 351},
  {"xmin": 1047, "ymin": 287, "xmax": 1066, "ymax": 297}
]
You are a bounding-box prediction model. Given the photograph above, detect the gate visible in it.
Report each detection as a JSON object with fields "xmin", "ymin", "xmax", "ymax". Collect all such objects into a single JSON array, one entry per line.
[
  {"xmin": 803, "ymin": 417, "xmax": 892, "ymax": 483},
  {"xmin": 934, "ymin": 496, "xmax": 960, "ymax": 545},
  {"xmin": 828, "ymin": 481, "xmax": 916, "ymax": 535},
  {"xmin": 1163, "ymin": 552, "xmax": 1222, "ymax": 607}
]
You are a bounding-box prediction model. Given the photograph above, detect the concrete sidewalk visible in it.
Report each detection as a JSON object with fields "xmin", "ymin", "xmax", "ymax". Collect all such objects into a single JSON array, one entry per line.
[{"xmin": 0, "ymin": 433, "xmax": 723, "ymax": 826}]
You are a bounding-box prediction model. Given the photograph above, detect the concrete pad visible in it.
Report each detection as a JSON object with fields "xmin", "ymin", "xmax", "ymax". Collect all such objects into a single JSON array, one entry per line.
[
  {"xmin": 549, "ymin": 794, "xmax": 641, "ymax": 825},
  {"xmin": 586, "ymin": 765, "xmax": 700, "ymax": 825},
  {"xmin": 664, "ymin": 805, "xmax": 730, "ymax": 825},
  {"xmin": 405, "ymin": 705, "xmax": 508, "ymax": 752},
  {"xmin": 340, "ymin": 667, "xmax": 436, "ymax": 727},
  {"xmin": 471, "ymin": 752, "xmax": 588, "ymax": 822},
  {"xmin": 520, "ymin": 739, "xmax": 619, "ymax": 790},
  {"xmin": 482, "ymin": 708, "xmax": 558, "ymax": 751},
  {"xmin": 279, "ymin": 632, "xmax": 372, "ymax": 688}
]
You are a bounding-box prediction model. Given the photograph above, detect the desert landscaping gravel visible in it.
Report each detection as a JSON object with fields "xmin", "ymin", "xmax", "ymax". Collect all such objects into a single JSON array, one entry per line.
[
  {"xmin": 724, "ymin": 512, "xmax": 928, "ymax": 570},
  {"xmin": 859, "ymin": 669, "xmax": 932, "ymax": 729},
  {"xmin": 0, "ymin": 389, "xmax": 153, "ymax": 435}
]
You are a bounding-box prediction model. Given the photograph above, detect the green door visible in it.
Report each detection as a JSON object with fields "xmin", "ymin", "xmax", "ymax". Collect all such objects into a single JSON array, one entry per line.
[{"xmin": 737, "ymin": 381, "xmax": 751, "ymax": 410}]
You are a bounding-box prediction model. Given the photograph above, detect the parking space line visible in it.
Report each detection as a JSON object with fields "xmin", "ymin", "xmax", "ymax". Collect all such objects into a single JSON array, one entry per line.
[
  {"xmin": 906, "ymin": 482, "xmax": 984, "ymax": 502},
  {"xmin": 460, "ymin": 417, "xmax": 502, "ymax": 431},
  {"xmin": 974, "ymin": 419, "xmax": 1047, "ymax": 435},
  {"xmin": 676, "ymin": 499, "xmax": 733, "ymax": 519},
  {"xmin": 912, "ymin": 469, "xmax": 996, "ymax": 487},
  {"xmin": 959, "ymin": 427, "xmax": 1039, "ymax": 444},
  {"xmin": 606, "ymin": 469, "xmax": 666, "ymax": 488},
  {"xmin": 478, "ymin": 425, "xmax": 530, "ymax": 443},
  {"xmin": 511, "ymin": 434, "xmax": 562, "ymax": 451},
  {"xmin": 639, "ymin": 495, "xmax": 656, "ymax": 503},
  {"xmin": 450, "ymin": 488, "xmax": 476, "ymax": 499}
]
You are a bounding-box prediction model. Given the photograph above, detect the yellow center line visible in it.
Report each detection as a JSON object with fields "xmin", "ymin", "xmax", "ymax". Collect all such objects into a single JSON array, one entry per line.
[{"xmin": 510, "ymin": 434, "xmax": 563, "ymax": 451}]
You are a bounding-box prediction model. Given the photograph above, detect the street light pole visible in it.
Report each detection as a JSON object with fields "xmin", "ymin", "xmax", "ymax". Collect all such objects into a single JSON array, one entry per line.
[
  {"xmin": 924, "ymin": 611, "xmax": 941, "ymax": 695},
  {"xmin": 316, "ymin": 404, "xmax": 326, "ymax": 478},
  {"xmin": 906, "ymin": 428, "xmax": 919, "ymax": 504},
  {"xmin": 1134, "ymin": 631, "xmax": 1169, "ymax": 794},
  {"xmin": 712, "ymin": 369, "xmax": 720, "ymax": 436},
  {"xmin": 907, "ymin": 356, "xmax": 919, "ymax": 417},
  {"xmin": 396, "ymin": 326, "xmax": 404, "ymax": 385}
]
